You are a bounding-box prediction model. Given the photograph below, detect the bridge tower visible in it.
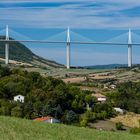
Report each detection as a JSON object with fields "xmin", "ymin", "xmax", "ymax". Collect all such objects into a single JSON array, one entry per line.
[
  {"xmin": 5, "ymin": 25, "xmax": 9, "ymax": 64},
  {"xmin": 128, "ymin": 28, "xmax": 132, "ymax": 67},
  {"xmin": 66, "ymin": 27, "xmax": 71, "ymax": 69}
]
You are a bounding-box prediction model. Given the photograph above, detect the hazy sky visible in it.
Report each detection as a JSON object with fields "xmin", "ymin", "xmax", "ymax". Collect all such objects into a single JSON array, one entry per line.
[{"xmin": 0, "ymin": 0, "xmax": 140, "ymax": 66}]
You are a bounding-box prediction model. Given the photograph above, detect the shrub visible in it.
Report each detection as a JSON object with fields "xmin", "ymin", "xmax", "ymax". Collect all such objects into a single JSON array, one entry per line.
[
  {"xmin": 11, "ymin": 106, "xmax": 23, "ymax": 117},
  {"xmin": 130, "ymin": 127, "xmax": 140, "ymax": 134},
  {"xmin": 116, "ymin": 122, "xmax": 124, "ymax": 130},
  {"xmin": 80, "ymin": 110, "xmax": 97, "ymax": 127},
  {"xmin": 80, "ymin": 119, "xmax": 88, "ymax": 127}
]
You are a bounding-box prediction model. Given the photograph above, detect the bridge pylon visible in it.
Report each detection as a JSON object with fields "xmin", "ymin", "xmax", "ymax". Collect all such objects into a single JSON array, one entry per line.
[
  {"xmin": 66, "ymin": 27, "xmax": 70, "ymax": 69},
  {"xmin": 128, "ymin": 28, "xmax": 132, "ymax": 68},
  {"xmin": 5, "ymin": 25, "xmax": 9, "ymax": 65}
]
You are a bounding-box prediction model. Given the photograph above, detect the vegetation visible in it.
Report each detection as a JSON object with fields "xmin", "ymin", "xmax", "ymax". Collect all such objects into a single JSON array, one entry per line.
[
  {"xmin": 1, "ymin": 64, "xmax": 140, "ymax": 129},
  {"xmin": 130, "ymin": 127, "xmax": 140, "ymax": 135},
  {"xmin": 0, "ymin": 36, "xmax": 63, "ymax": 68},
  {"xmin": 0, "ymin": 65, "xmax": 115, "ymax": 125},
  {"xmin": 107, "ymin": 81, "xmax": 140, "ymax": 114},
  {"xmin": 0, "ymin": 36, "xmax": 33, "ymax": 62},
  {"xmin": 116, "ymin": 122, "xmax": 124, "ymax": 130},
  {"xmin": 0, "ymin": 116, "xmax": 140, "ymax": 140},
  {"xmin": 130, "ymin": 120, "xmax": 140, "ymax": 135}
]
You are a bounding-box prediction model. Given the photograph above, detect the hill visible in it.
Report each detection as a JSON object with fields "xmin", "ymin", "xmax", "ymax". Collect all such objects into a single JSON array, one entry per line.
[
  {"xmin": 84, "ymin": 64, "xmax": 128, "ymax": 69},
  {"xmin": 0, "ymin": 116, "xmax": 140, "ymax": 140},
  {"xmin": 0, "ymin": 36, "xmax": 64, "ymax": 68}
]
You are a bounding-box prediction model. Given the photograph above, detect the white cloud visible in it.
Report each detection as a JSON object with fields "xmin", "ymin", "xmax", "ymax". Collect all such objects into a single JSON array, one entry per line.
[
  {"xmin": 1, "ymin": 0, "xmax": 140, "ymax": 65},
  {"xmin": 0, "ymin": 0, "xmax": 140, "ymax": 28}
]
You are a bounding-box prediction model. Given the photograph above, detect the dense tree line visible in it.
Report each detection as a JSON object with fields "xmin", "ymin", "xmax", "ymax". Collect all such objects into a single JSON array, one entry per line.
[
  {"xmin": 0, "ymin": 65, "xmax": 115, "ymax": 125},
  {"xmin": 107, "ymin": 81, "xmax": 140, "ymax": 114}
]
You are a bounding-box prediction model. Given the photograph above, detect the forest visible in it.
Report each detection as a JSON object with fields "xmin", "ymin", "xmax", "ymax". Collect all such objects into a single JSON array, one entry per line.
[
  {"xmin": 107, "ymin": 81, "xmax": 140, "ymax": 114},
  {"xmin": 0, "ymin": 65, "xmax": 140, "ymax": 127}
]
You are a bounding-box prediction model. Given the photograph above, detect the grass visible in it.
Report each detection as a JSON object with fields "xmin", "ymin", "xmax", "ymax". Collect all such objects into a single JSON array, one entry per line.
[
  {"xmin": 111, "ymin": 112, "xmax": 140, "ymax": 128},
  {"xmin": 0, "ymin": 116, "xmax": 140, "ymax": 140},
  {"xmin": 23, "ymin": 66, "xmax": 113, "ymax": 77}
]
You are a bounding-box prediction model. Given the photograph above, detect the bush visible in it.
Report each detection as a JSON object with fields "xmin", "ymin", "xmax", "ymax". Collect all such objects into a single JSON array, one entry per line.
[
  {"xmin": 80, "ymin": 110, "xmax": 97, "ymax": 127},
  {"xmin": 80, "ymin": 119, "xmax": 88, "ymax": 127},
  {"xmin": 116, "ymin": 122, "xmax": 124, "ymax": 130},
  {"xmin": 11, "ymin": 106, "xmax": 23, "ymax": 117},
  {"xmin": 0, "ymin": 106, "xmax": 10, "ymax": 115},
  {"xmin": 97, "ymin": 111, "xmax": 107, "ymax": 120},
  {"xmin": 130, "ymin": 127, "xmax": 140, "ymax": 134}
]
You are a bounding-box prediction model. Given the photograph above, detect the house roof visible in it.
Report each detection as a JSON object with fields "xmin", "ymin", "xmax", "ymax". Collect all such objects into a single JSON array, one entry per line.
[
  {"xmin": 92, "ymin": 93, "xmax": 106, "ymax": 98},
  {"xmin": 34, "ymin": 116, "xmax": 53, "ymax": 122}
]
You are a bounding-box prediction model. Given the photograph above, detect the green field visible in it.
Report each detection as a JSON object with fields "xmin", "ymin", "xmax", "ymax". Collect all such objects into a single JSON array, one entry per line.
[{"xmin": 0, "ymin": 116, "xmax": 140, "ymax": 140}]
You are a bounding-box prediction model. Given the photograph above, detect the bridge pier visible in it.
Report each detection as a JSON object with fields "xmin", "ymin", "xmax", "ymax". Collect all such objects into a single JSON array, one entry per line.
[
  {"xmin": 128, "ymin": 29, "xmax": 132, "ymax": 68},
  {"xmin": 66, "ymin": 27, "xmax": 70, "ymax": 69},
  {"xmin": 5, "ymin": 25, "xmax": 9, "ymax": 65},
  {"xmin": 128, "ymin": 45, "xmax": 132, "ymax": 67}
]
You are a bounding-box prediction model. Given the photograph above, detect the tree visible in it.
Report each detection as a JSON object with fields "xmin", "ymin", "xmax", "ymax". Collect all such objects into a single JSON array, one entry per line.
[
  {"xmin": 23, "ymin": 101, "xmax": 34, "ymax": 119},
  {"xmin": 80, "ymin": 110, "xmax": 97, "ymax": 125},
  {"xmin": 54, "ymin": 104, "xmax": 63, "ymax": 119},
  {"xmin": 33, "ymin": 101, "xmax": 43, "ymax": 117},
  {"xmin": 66, "ymin": 110, "xmax": 78, "ymax": 124},
  {"xmin": 85, "ymin": 94, "xmax": 96, "ymax": 108},
  {"xmin": 0, "ymin": 99, "xmax": 12, "ymax": 115},
  {"xmin": 0, "ymin": 66, "xmax": 10, "ymax": 77}
]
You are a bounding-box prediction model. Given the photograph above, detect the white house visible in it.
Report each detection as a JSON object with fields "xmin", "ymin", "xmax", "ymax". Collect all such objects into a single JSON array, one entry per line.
[
  {"xmin": 110, "ymin": 84, "xmax": 116, "ymax": 89},
  {"xmin": 14, "ymin": 95, "xmax": 24, "ymax": 103},
  {"xmin": 92, "ymin": 93, "xmax": 106, "ymax": 102}
]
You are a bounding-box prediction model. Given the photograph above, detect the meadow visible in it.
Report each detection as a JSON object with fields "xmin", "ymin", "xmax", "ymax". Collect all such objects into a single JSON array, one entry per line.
[{"xmin": 0, "ymin": 116, "xmax": 140, "ymax": 140}]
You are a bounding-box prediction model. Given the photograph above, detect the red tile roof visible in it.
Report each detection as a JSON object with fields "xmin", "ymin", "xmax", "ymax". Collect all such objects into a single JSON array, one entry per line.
[{"xmin": 34, "ymin": 116, "xmax": 53, "ymax": 122}]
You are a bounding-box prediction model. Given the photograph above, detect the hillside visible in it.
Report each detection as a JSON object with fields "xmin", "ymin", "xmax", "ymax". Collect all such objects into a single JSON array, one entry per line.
[
  {"xmin": 0, "ymin": 36, "xmax": 64, "ymax": 68},
  {"xmin": 84, "ymin": 64, "xmax": 128, "ymax": 69},
  {"xmin": 0, "ymin": 116, "xmax": 140, "ymax": 140}
]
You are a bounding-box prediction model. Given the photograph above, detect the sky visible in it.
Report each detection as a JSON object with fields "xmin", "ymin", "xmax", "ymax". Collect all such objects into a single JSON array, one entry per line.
[{"xmin": 0, "ymin": 0, "xmax": 140, "ymax": 66}]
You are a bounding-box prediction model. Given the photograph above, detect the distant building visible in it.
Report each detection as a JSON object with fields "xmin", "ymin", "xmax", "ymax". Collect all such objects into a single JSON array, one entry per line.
[
  {"xmin": 34, "ymin": 116, "xmax": 60, "ymax": 124},
  {"xmin": 92, "ymin": 93, "xmax": 106, "ymax": 102},
  {"xmin": 110, "ymin": 84, "xmax": 116, "ymax": 89},
  {"xmin": 104, "ymin": 86, "xmax": 109, "ymax": 89},
  {"xmin": 14, "ymin": 95, "xmax": 24, "ymax": 103},
  {"xmin": 114, "ymin": 107, "xmax": 124, "ymax": 114}
]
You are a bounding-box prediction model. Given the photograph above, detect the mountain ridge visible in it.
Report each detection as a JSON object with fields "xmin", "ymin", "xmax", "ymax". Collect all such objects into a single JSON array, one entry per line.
[{"xmin": 83, "ymin": 64, "xmax": 128, "ymax": 69}]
